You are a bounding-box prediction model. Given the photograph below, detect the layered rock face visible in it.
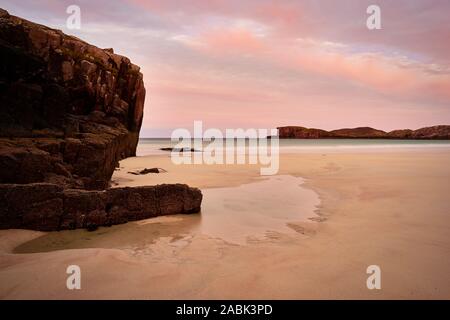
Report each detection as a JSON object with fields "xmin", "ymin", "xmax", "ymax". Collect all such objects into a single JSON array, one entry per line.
[
  {"xmin": 0, "ymin": 9, "xmax": 145, "ymax": 189},
  {"xmin": 278, "ymin": 125, "xmax": 450, "ymax": 139},
  {"xmin": 0, "ymin": 10, "xmax": 202, "ymax": 231}
]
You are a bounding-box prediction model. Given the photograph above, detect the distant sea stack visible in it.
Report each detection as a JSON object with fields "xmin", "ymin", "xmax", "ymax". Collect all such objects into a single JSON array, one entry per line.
[
  {"xmin": 277, "ymin": 125, "xmax": 450, "ymax": 139},
  {"xmin": 0, "ymin": 9, "xmax": 202, "ymax": 231}
]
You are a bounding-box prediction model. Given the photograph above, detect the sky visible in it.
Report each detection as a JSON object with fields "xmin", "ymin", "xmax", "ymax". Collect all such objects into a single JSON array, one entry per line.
[{"xmin": 2, "ymin": 0, "xmax": 450, "ymax": 137}]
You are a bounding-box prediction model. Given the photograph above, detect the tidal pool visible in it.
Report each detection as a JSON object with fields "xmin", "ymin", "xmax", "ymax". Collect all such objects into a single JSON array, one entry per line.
[{"xmin": 15, "ymin": 175, "xmax": 320, "ymax": 252}]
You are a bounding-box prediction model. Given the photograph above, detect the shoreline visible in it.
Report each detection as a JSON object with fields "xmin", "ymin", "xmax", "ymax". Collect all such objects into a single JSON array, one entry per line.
[
  {"xmin": 137, "ymin": 142, "xmax": 450, "ymax": 157},
  {"xmin": 1, "ymin": 150, "xmax": 449, "ymax": 299}
]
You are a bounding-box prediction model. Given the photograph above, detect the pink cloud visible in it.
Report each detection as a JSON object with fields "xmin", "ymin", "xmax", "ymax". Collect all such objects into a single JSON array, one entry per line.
[
  {"xmin": 196, "ymin": 28, "xmax": 265, "ymax": 55},
  {"xmin": 182, "ymin": 26, "xmax": 450, "ymax": 102},
  {"xmin": 285, "ymin": 50, "xmax": 450, "ymax": 100}
]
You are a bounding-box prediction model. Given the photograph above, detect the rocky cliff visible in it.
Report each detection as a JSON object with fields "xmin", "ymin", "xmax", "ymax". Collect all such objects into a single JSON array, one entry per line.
[
  {"xmin": 0, "ymin": 9, "xmax": 202, "ymax": 231},
  {"xmin": 0, "ymin": 9, "xmax": 145, "ymax": 189},
  {"xmin": 278, "ymin": 125, "xmax": 450, "ymax": 139}
]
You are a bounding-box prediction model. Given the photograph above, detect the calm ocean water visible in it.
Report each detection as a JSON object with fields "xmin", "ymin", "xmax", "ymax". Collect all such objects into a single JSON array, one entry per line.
[{"xmin": 137, "ymin": 138, "xmax": 450, "ymax": 156}]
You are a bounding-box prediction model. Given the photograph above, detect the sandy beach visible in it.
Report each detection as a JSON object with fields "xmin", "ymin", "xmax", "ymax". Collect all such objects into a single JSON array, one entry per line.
[{"xmin": 1, "ymin": 150, "xmax": 450, "ymax": 299}]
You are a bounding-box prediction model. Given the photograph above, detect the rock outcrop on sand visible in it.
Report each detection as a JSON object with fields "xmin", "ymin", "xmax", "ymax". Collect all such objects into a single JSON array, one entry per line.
[
  {"xmin": 0, "ymin": 183, "xmax": 202, "ymax": 231},
  {"xmin": 0, "ymin": 9, "xmax": 202, "ymax": 231},
  {"xmin": 277, "ymin": 125, "xmax": 450, "ymax": 139}
]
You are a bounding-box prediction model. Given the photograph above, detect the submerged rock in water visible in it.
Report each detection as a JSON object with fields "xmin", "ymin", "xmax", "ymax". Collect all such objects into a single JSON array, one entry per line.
[
  {"xmin": 160, "ymin": 147, "xmax": 201, "ymax": 153},
  {"xmin": 128, "ymin": 168, "xmax": 167, "ymax": 175}
]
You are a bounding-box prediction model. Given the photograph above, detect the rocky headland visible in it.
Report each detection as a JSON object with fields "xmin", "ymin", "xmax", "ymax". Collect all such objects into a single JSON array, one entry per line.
[
  {"xmin": 0, "ymin": 9, "xmax": 202, "ymax": 231},
  {"xmin": 277, "ymin": 125, "xmax": 450, "ymax": 139}
]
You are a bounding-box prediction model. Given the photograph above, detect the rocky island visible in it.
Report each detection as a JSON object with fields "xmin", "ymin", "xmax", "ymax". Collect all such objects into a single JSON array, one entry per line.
[
  {"xmin": 277, "ymin": 125, "xmax": 450, "ymax": 139},
  {"xmin": 0, "ymin": 9, "xmax": 202, "ymax": 231}
]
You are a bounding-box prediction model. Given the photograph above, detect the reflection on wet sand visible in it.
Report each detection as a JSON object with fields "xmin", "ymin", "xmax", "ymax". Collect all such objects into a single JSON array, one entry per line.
[{"xmin": 200, "ymin": 175, "xmax": 320, "ymax": 244}]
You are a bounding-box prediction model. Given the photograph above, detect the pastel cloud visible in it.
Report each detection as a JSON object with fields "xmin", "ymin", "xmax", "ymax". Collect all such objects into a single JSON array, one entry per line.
[
  {"xmin": 283, "ymin": 47, "xmax": 450, "ymax": 100},
  {"xmin": 187, "ymin": 27, "xmax": 450, "ymax": 101},
  {"xmin": 193, "ymin": 27, "xmax": 265, "ymax": 55}
]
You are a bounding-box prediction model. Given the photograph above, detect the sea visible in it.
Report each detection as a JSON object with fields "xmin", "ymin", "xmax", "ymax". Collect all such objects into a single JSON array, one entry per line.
[{"xmin": 137, "ymin": 138, "xmax": 450, "ymax": 156}]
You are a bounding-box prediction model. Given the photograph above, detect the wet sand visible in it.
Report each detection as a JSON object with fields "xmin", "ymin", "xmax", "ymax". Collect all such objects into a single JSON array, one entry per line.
[
  {"xmin": 14, "ymin": 175, "xmax": 319, "ymax": 251},
  {"xmin": 1, "ymin": 151, "xmax": 450, "ymax": 299}
]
